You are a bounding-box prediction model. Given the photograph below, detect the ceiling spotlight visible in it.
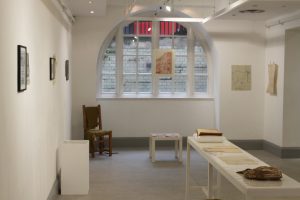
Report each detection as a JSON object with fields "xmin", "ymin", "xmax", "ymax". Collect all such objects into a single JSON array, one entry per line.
[
  {"xmin": 166, "ymin": 6, "xmax": 172, "ymax": 12},
  {"xmin": 90, "ymin": 10, "xmax": 94, "ymax": 14},
  {"xmin": 148, "ymin": 27, "xmax": 152, "ymax": 31},
  {"xmin": 88, "ymin": 1, "xmax": 92, "ymax": 4}
]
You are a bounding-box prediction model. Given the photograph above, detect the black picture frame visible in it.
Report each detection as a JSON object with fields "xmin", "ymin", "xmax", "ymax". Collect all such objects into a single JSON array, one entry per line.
[
  {"xmin": 65, "ymin": 60, "xmax": 69, "ymax": 81},
  {"xmin": 50, "ymin": 57, "xmax": 56, "ymax": 80},
  {"xmin": 17, "ymin": 45, "xmax": 27, "ymax": 92}
]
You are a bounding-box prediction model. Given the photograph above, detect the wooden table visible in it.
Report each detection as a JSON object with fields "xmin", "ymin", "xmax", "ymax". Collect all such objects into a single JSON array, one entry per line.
[{"xmin": 185, "ymin": 136, "xmax": 300, "ymax": 200}]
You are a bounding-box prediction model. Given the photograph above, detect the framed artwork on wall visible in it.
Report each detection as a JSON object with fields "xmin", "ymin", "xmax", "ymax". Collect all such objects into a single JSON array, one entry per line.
[
  {"xmin": 65, "ymin": 60, "xmax": 69, "ymax": 81},
  {"xmin": 50, "ymin": 57, "xmax": 56, "ymax": 80},
  {"xmin": 153, "ymin": 49, "xmax": 175, "ymax": 76},
  {"xmin": 17, "ymin": 45, "xmax": 27, "ymax": 92}
]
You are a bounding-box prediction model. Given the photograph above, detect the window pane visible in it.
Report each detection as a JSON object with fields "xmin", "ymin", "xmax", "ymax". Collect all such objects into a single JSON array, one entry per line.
[
  {"xmin": 160, "ymin": 22, "xmax": 173, "ymax": 36},
  {"xmin": 103, "ymin": 54, "xmax": 116, "ymax": 74},
  {"xmin": 159, "ymin": 37, "xmax": 172, "ymax": 49},
  {"xmin": 123, "ymin": 56, "xmax": 137, "ymax": 73},
  {"xmin": 159, "ymin": 77, "xmax": 172, "ymax": 93},
  {"xmin": 138, "ymin": 21, "xmax": 152, "ymax": 35},
  {"xmin": 102, "ymin": 74, "xmax": 116, "ymax": 93},
  {"xmin": 138, "ymin": 56, "xmax": 152, "ymax": 73},
  {"xmin": 123, "ymin": 75, "xmax": 136, "ymax": 93},
  {"xmin": 138, "ymin": 37, "xmax": 151, "ymax": 55},
  {"xmin": 195, "ymin": 75, "xmax": 208, "ymax": 93},
  {"xmin": 174, "ymin": 23, "xmax": 187, "ymax": 35},
  {"xmin": 123, "ymin": 22, "xmax": 137, "ymax": 35},
  {"xmin": 175, "ymin": 56, "xmax": 187, "ymax": 74},
  {"xmin": 124, "ymin": 37, "xmax": 137, "ymax": 49},
  {"xmin": 174, "ymin": 37, "xmax": 187, "ymax": 56},
  {"xmin": 138, "ymin": 75, "xmax": 152, "ymax": 93},
  {"xmin": 174, "ymin": 75, "xmax": 186, "ymax": 92}
]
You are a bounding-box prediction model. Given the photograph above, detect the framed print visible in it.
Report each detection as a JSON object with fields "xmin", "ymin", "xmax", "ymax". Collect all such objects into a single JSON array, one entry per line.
[
  {"xmin": 153, "ymin": 49, "xmax": 175, "ymax": 76},
  {"xmin": 232, "ymin": 65, "xmax": 251, "ymax": 91},
  {"xmin": 17, "ymin": 45, "xmax": 27, "ymax": 92},
  {"xmin": 26, "ymin": 52, "xmax": 30, "ymax": 85},
  {"xmin": 65, "ymin": 60, "xmax": 69, "ymax": 81},
  {"xmin": 50, "ymin": 57, "xmax": 56, "ymax": 80}
]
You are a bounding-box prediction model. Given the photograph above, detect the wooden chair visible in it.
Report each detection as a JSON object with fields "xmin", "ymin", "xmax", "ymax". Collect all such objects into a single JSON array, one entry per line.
[{"xmin": 82, "ymin": 105, "xmax": 112, "ymax": 157}]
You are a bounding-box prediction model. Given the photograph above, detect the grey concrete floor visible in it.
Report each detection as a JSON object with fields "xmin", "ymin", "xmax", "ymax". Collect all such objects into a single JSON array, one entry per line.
[{"xmin": 57, "ymin": 148, "xmax": 300, "ymax": 200}]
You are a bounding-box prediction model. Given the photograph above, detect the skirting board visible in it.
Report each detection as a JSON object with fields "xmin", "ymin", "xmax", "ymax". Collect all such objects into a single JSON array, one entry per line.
[
  {"xmin": 112, "ymin": 137, "xmax": 300, "ymax": 158},
  {"xmin": 47, "ymin": 178, "xmax": 59, "ymax": 200}
]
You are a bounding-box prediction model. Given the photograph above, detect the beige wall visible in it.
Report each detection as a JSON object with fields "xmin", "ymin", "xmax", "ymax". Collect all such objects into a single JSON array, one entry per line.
[
  {"xmin": 71, "ymin": 6, "xmax": 266, "ymax": 141},
  {"xmin": 0, "ymin": 0, "xmax": 72, "ymax": 199},
  {"xmin": 264, "ymin": 19, "xmax": 300, "ymax": 147}
]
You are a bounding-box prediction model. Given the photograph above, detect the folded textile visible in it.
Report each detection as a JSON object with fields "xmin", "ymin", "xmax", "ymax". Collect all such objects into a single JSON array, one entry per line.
[{"xmin": 196, "ymin": 128, "xmax": 223, "ymax": 136}]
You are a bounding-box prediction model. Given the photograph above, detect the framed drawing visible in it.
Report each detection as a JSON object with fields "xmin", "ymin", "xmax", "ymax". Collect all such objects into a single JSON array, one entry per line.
[
  {"xmin": 266, "ymin": 63, "xmax": 278, "ymax": 95},
  {"xmin": 17, "ymin": 45, "xmax": 27, "ymax": 92},
  {"xmin": 49, "ymin": 57, "xmax": 56, "ymax": 80},
  {"xmin": 153, "ymin": 49, "xmax": 175, "ymax": 76},
  {"xmin": 232, "ymin": 65, "xmax": 251, "ymax": 91},
  {"xmin": 26, "ymin": 52, "xmax": 30, "ymax": 85},
  {"xmin": 65, "ymin": 60, "xmax": 69, "ymax": 81}
]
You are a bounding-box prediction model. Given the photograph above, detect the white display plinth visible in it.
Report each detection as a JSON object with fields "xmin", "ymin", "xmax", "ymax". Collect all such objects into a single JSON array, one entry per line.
[{"xmin": 61, "ymin": 140, "xmax": 89, "ymax": 195}]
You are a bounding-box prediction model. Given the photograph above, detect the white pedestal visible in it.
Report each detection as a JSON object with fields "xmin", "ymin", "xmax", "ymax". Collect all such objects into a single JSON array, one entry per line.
[{"xmin": 61, "ymin": 140, "xmax": 89, "ymax": 195}]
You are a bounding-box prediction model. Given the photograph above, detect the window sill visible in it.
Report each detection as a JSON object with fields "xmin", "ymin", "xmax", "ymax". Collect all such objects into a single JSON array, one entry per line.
[{"xmin": 97, "ymin": 94, "xmax": 214, "ymax": 100}]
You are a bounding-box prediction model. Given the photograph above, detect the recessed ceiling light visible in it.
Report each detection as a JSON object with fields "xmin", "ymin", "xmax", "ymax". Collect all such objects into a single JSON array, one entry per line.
[
  {"xmin": 90, "ymin": 10, "xmax": 94, "ymax": 14},
  {"xmin": 239, "ymin": 9, "xmax": 265, "ymax": 14},
  {"xmin": 89, "ymin": 1, "xmax": 93, "ymax": 4}
]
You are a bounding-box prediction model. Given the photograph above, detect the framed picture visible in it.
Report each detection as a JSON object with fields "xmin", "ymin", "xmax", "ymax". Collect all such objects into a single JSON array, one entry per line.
[
  {"xmin": 65, "ymin": 60, "xmax": 69, "ymax": 81},
  {"xmin": 50, "ymin": 57, "xmax": 56, "ymax": 80},
  {"xmin": 26, "ymin": 52, "xmax": 30, "ymax": 85},
  {"xmin": 153, "ymin": 49, "xmax": 175, "ymax": 76},
  {"xmin": 17, "ymin": 45, "xmax": 27, "ymax": 92}
]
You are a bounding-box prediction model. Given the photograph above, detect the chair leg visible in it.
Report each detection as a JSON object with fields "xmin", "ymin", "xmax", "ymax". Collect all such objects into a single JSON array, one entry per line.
[
  {"xmin": 89, "ymin": 137, "xmax": 95, "ymax": 158},
  {"xmin": 99, "ymin": 136, "xmax": 104, "ymax": 155},
  {"xmin": 109, "ymin": 132, "xmax": 112, "ymax": 156}
]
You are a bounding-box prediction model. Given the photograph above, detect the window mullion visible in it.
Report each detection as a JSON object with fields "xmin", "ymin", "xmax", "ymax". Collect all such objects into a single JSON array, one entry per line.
[
  {"xmin": 187, "ymin": 27, "xmax": 194, "ymax": 96},
  {"xmin": 152, "ymin": 21, "xmax": 159, "ymax": 97},
  {"xmin": 172, "ymin": 23, "xmax": 175, "ymax": 94},
  {"xmin": 136, "ymin": 34, "xmax": 139, "ymax": 94},
  {"xmin": 116, "ymin": 27, "xmax": 123, "ymax": 96}
]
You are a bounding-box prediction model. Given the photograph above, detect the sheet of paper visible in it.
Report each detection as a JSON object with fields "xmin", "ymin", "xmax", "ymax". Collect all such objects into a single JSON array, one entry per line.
[
  {"xmin": 219, "ymin": 155, "xmax": 258, "ymax": 165},
  {"xmin": 266, "ymin": 64, "xmax": 278, "ymax": 95},
  {"xmin": 232, "ymin": 65, "xmax": 251, "ymax": 91}
]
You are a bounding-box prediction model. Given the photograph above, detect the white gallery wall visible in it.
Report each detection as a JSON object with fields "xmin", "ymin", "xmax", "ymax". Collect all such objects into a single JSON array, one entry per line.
[
  {"xmin": 0, "ymin": 0, "xmax": 72, "ymax": 200},
  {"xmin": 71, "ymin": 6, "xmax": 266, "ymax": 141},
  {"xmin": 264, "ymin": 19, "xmax": 300, "ymax": 147}
]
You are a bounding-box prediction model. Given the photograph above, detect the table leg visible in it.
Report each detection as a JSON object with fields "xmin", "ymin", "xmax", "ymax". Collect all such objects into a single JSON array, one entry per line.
[
  {"xmin": 175, "ymin": 140, "xmax": 178, "ymax": 159},
  {"xmin": 216, "ymin": 171, "xmax": 221, "ymax": 199},
  {"xmin": 185, "ymin": 142, "xmax": 190, "ymax": 200},
  {"xmin": 149, "ymin": 137, "xmax": 152, "ymax": 158},
  {"xmin": 179, "ymin": 137, "xmax": 182, "ymax": 162},
  {"xmin": 208, "ymin": 163, "xmax": 213, "ymax": 199},
  {"xmin": 151, "ymin": 138, "xmax": 156, "ymax": 162}
]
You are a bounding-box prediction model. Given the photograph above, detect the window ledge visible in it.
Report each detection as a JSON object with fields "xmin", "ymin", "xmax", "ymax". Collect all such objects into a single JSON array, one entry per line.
[{"xmin": 97, "ymin": 94, "xmax": 214, "ymax": 100}]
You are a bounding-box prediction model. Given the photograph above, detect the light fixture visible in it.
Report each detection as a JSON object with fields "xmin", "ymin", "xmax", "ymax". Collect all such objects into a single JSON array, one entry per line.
[
  {"xmin": 239, "ymin": 9, "xmax": 265, "ymax": 14},
  {"xmin": 148, "ymin": 27, "xmax": 152, "ymax": 31},
  {"xmin": 88, "ymin": 1, "xmax": 92, "ymax": 4},
  {"xmin": 166, "ymin": 5, "xmax": 171, "ymax": 12},
  {"xmin": 90, "ymin": 10, "xmax": 94, "ymax": 14}
]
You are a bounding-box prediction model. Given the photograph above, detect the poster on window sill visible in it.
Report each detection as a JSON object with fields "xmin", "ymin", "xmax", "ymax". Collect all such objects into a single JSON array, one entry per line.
[{"xmin": 153, "ymin": 49, "xmax": 175, "ymax": 76}]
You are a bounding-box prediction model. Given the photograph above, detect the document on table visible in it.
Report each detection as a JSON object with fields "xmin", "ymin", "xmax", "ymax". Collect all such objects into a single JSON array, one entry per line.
[
  {"xmin": 203, "ymin": 146, "xmax": 242, "ymax": 153},
  {"xmin": 218, "ymin": 155, "xmax": 259, "ymax": 165}
]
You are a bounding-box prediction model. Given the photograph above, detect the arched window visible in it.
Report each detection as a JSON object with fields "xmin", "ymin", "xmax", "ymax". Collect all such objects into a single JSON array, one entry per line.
[{"xmin": 99, "ymin": 21, "xmax": 209, "ymax": 98}]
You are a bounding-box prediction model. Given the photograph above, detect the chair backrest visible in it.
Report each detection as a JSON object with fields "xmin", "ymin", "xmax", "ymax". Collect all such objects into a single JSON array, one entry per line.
[{"xmin": 82, "ymin": 105, "xmax": 103, "ymax": 138}]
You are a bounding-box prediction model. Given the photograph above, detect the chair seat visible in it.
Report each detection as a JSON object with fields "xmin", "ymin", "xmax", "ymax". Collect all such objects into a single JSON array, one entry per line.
[{"xmin": 87, "ymin": 129, "xmax": 112, "ymax": 136}]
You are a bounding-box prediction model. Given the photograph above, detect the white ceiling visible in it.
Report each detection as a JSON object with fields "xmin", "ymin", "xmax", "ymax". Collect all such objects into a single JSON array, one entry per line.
[
  {"xmin": 218, "ymin": 0, "xmax": 300, "ymax": 21},
  {"xmin": 62, "ymin": 0, "xmax": 300, "ymax": 21}
]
